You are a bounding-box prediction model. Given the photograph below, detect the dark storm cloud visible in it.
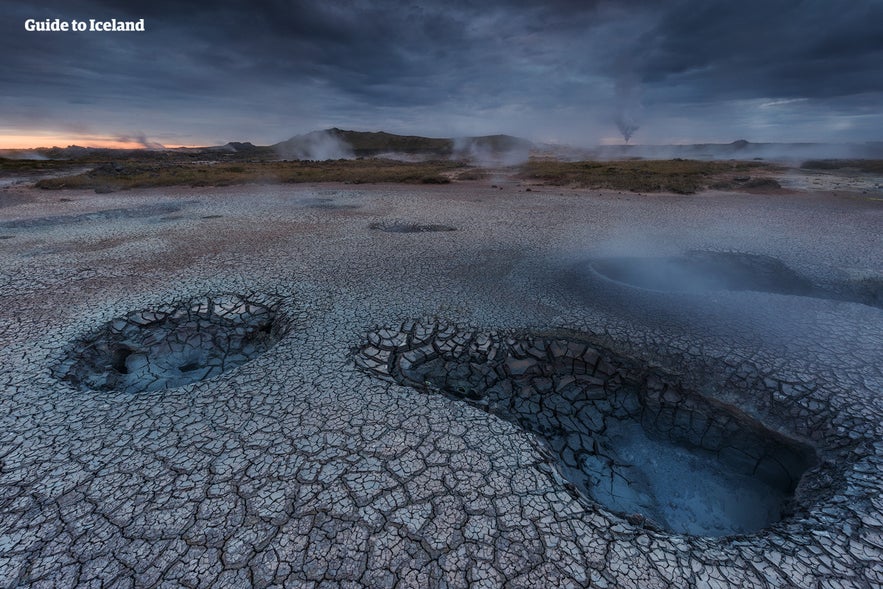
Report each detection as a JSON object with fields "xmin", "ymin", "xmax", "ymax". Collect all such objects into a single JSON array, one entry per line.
[
  {"xmin": 1, "ymin": 0, "xmax": 881, "ymax": 145},
  {"xmin": 632, "ymin": 1, "xmax": 883, "ymax": 99}
]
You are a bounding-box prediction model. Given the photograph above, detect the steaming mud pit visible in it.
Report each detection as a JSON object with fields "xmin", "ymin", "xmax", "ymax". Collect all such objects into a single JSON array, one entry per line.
[
  {"xmin": 590, "ymin": 250, "xmax": 883, "ymax": 308},
  {"xmin": 0, "ymin": 180, "xmax": 881, "ymax": 587}
]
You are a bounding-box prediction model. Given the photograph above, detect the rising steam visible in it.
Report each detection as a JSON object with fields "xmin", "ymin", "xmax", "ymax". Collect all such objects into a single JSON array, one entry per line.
[
  {"xmin": 115, "ymin": 133, "xmax": 166, "ymax": 149},
  {"xmin": 614, "ymin": 69, "xmax": 642, "ymax": 144},
  {"xmin": 274, "ymin": 129, "xmax": 354, "ymax": 160},
  {"xmin": 452, "ymin": 135, "xmax": 531, "ymax": 167}
]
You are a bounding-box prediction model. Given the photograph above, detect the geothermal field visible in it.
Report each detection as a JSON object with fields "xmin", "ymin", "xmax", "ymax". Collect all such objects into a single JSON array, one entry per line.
[{"xmin": 0, "ymin": 150, "xmax": 881, "ymax": 587}]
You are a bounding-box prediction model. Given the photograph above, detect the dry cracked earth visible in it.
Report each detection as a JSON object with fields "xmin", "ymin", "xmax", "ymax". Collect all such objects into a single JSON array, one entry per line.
[{"xmin": 0, "ymin": 177, "xmax": 881, "ymax": 588}]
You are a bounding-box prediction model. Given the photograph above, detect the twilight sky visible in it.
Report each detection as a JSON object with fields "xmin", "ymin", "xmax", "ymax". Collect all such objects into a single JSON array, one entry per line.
[{"xmin": 2, "ymin": 0, "xmax": 882, "ymax": 148}]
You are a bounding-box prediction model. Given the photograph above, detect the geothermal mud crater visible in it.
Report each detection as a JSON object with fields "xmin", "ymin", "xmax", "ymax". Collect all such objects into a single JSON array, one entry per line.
[
  {"xmin": 589, "ymin": 250, "xmax": 883, "ymax": 308},
  {"xmin": 357, "ymin": 322, "xmax": 819, "ymax": 537},
  {"xmin": 57, "ymin": 294, "xmax": 289, "ymax": 394},
  {"xmin": 369, "ymin": 221, "xmax": 457, "ymax": 233},
  {"xmin": 590, "ymin": 251, "xmax": 813, "ymax": 295}
]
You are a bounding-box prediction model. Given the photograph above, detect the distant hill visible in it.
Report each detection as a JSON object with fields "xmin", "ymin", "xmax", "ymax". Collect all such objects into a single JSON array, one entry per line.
[
  {"xmin": 272, "ymin": 128, "xmax": 534, "ymax": 160},
  {"xmin": 0, "ymin": 130, "xmax": 533, "ymax": 163},
  {"xmin": 331, "ymin": 128, "xmax": 452, "ymax": 156},
  {"xmin": 207, "ymin": 141, "xmax": 259, "ymax": 152},
  {"xmin": 7, "ymin": 133, "xmax": 882, "ymax": 164}
]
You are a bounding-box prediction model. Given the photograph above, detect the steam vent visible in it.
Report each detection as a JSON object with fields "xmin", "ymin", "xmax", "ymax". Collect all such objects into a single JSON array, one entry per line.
[
  {"xmin": 56, "ymin": 294, "xmax": 287, "ymax": 394},
  {"xmin": 590, "ymin": 250, "xmax": 883, "ymax": 308}
]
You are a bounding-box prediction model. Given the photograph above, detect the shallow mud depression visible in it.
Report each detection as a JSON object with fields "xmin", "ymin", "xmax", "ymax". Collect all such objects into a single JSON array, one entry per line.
[
  {"xmin": 56, "ymin": 293, "xmax": 288, "ymax": 394},
  {"xmin": 0, "ymin": 181, "xmax": 881, "ymax": 588}
]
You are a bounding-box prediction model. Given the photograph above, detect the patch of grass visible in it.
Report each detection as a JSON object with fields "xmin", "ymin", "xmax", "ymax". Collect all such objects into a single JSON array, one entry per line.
[
  {"xmin": 519, "ymin": 159, "xmax": 767, "ymax": 194},
  {"xmin": 35, "ymin": 159, "xmax": 465, "ymax": 191},
  {"xmin": 0, "ymin": 158, "xmax": 84, "ymax": 176},
  {"xmin": 710, "ymin": 176, "xmax": 782, "ymax": 191},
  {"xmin": 800, "ymin": 159, "xmax": 883, "ymax": 173},
  {"xmin": 742, "ymin": 177, "xmax": 781, "ymax": 189}
]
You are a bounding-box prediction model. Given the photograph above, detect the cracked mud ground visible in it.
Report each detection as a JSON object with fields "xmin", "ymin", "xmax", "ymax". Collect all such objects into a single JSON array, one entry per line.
[{"xmin": 0, "ymin": 181, "xmax": 881, "ymax": 588}]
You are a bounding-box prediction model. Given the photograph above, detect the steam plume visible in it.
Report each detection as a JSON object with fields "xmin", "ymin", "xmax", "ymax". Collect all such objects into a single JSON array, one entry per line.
[
  {"xmin": 614, "ymin": 69, "xmax": 642, "ymax": 144},
  {"xmin": 274, "ymin": 130, "xmax": 353, "ymax": 160},
  {"xmin": 116, "ymin": 133, "xmax": 166, "ymax": 149}
]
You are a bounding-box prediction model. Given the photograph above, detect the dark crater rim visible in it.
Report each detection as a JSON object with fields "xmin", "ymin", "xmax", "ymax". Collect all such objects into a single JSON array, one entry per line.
[
  {"xmin": 369, "ymin": 221, "xmax": 458, "ymax": 233},
  {"xmin": 356, "ymin": 323, "xmax": 835, "ymax": 538},
  {"xmin": 55, "ymin": 292, "xmax": 292, "ymax": 395}
]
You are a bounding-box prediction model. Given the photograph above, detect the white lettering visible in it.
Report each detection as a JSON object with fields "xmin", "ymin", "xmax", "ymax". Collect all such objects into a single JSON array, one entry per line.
[
  {"xmin": 24, "ymin": 18, "xmax": 69, "ymax": 32},
  {"xmin": 24, "ymin": 16, "xmax": 143, "ymax": 32}
]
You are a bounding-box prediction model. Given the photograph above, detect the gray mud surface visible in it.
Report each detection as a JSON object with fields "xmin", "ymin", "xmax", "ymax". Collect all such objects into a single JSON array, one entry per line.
[{"xmin": 0, "ymin": 182, "xmax": 881, "ymax": 587}]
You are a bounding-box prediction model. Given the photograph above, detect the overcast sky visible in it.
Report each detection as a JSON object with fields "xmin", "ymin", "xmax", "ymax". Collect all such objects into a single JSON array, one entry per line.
[{"xmin": 2, "ymin": 0, "xmax": 882, "ymax": 147}]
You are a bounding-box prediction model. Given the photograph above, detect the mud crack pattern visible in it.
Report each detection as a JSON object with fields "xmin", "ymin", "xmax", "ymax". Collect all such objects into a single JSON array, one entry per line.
[
  {"xmin": 55, "ymin": 294, "xmax": 287, "ymax": 394},
  {"xmin": 0, "ymin": 184, "xmax": 881, "ymax": 588},
  {"xmin": 356, "ymin": 324, "xmax": 818, "ymax": 536},
  {"xmin": 353, "ymin": 321, "xmax": 883, "ymax": 587}
]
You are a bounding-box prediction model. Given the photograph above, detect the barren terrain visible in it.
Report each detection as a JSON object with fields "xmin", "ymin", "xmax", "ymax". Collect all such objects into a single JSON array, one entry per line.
[{"xmin": 0, "ymin": 170, "xmax": 881, "ymax": 587}]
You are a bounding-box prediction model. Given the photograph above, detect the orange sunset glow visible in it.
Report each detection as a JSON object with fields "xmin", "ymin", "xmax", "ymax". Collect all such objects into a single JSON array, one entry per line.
[{"xmin": 0, "ymin": 132, "xmax": 193, "ymax": 150}]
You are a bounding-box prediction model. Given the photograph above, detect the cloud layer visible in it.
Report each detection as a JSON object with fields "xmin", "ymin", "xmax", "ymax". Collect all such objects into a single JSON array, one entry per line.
[{"xmin": 2, "ymin": 0, "xmax": 882, "ymax": 146}]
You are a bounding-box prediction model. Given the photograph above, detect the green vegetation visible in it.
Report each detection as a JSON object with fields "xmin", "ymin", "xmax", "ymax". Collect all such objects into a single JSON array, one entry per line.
[
  {"xmin": 13, "ymin": 146, "xmax": 782, "ymax": 195},
  {"xmin": 518, "ymin": 159, "xmax": 768, "ymax": 194},
  {"xmin": 800, "ymin": 159, "xmax": 883, "ymax": 173},
  {"xmin": 34, "ymin": 159, "xmax": 466, "ymax": 192},
  {"xmin": 0, "ymin": 158, "xmax": 84, "ymax": 174}
]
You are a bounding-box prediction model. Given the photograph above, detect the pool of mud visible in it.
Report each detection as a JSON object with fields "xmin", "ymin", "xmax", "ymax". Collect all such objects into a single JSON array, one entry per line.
[
  {"xmin": 357, "ymin": 324, "xmax": 820, "ymax": 537},
  {"xmin": 56, "ymin": 293, "xmax": 289, "ymax": 394}
]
